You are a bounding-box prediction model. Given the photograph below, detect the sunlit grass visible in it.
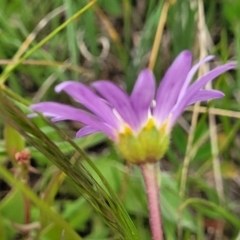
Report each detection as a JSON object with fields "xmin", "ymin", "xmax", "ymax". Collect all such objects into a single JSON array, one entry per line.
[{"xmin": 0, "ymin": 0, "xmax": 240, "ymax": 239}]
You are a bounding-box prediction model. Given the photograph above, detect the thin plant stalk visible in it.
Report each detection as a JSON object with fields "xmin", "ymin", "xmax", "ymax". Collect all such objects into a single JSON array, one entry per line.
[
  {"xmin": 23, "ymin": 195, "xmax": 31, "ymax": 238},
  {"xmin": 140, "ymin": 163, "xmax": 163, "ymax": 240},
  {"xmin": 148, "ymin": 0, "xmax": 173, "ymax": 71}
]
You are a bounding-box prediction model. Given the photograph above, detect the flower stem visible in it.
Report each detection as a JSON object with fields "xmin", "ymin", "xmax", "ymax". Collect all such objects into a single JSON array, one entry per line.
[{"xmin": 140, "ymin": 163, "xmax": 163, "ymax": 240}]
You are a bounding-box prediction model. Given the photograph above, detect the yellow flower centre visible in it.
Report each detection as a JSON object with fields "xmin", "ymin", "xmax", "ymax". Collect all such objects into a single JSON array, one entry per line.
[
  {"xmin": 123, "ymin": 125, "xmax": 133, "ymax": 135},
  {"xmin": 116, "ymin": 118, "xmax": 170, "ymax": 164}
]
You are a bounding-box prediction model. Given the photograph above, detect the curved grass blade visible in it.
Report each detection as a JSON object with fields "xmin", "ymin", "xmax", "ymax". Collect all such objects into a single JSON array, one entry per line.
[{"xmin": 0, "ymin": 90, "xmax": 140, "ymax": 240}]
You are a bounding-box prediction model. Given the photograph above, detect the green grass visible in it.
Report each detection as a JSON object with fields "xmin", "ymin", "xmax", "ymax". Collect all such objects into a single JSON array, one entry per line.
[{"xmin": 0, "ymin": 0, "xmax": 240, "ymax": 239}]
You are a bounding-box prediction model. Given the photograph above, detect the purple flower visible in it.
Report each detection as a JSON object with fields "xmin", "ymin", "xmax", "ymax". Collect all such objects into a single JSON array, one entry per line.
[{"xmin": 30, "ymin": 51, "xmax": 236, "ymax": 163}]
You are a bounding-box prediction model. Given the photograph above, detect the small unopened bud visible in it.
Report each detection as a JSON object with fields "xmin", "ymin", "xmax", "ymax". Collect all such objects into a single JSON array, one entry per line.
[{"xmin": 15, "ymin": 148, "xmax": 31, "ymax": 165}]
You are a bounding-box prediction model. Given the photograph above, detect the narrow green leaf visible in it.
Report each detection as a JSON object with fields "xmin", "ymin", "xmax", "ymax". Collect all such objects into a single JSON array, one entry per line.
[{"xmin": 4, "ymin": 125, "xmax": 25, "ymax": 163}]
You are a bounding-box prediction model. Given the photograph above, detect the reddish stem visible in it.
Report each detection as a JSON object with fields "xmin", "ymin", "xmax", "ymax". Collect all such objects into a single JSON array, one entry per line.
[
  {"xmin": 140, "ymin": 163, "xmax": 163, "ymax": 240},
  {"xmin": 23, "ymin": 189, "xmax": 31, "ymax": 239}
]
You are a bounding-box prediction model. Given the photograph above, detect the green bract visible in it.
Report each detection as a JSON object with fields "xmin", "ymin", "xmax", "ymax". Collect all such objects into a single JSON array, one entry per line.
[{"xmin": 116, "ymin": 119, "xmax": 170, "ymax": 164}]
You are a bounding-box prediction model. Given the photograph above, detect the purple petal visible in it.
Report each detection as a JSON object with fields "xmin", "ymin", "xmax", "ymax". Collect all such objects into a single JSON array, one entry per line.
[
  {"xmin": 130, "ymin": 69, "xmax": 156, "ymax": 126},
  {"xmin": 154, "ymin": 51, "xmax": 192, "ymax": 124},
  {"xmin": 55, "ymin": 81, "xmax": 120, "ymax": 129},
  {"xmin": 170, "ymin": 62, "xmax": 236, "ymax": 126},
  {"xmin": 30, "ymin": 102, "xmax": 116, "ymax": 139},
  {"xmin": 187, "ymin": 63, "xmax": 236, "ymax": 98},
  {"xmin": 177, "ymin": 55, "xmax": 215, "ymax": 103},
  {"xmin": 76, "ymin": 126, "xmax": 99, "ymax": 138},
  {"xmin": 51, "ymin": 116, "xmax": 70, "ymax": 122},
  {"xmin": 92, "ymin": 80, "xmax": 139, "ymax": 130},
  {"xmin": 187, "ymin": 90, "xmax": 224, "ymax": 106}
]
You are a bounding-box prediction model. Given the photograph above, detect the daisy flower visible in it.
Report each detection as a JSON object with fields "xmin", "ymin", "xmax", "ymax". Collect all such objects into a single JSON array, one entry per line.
[{"xmin": 30, "ymin": 50, "xmax": 236, "ymax": 164}]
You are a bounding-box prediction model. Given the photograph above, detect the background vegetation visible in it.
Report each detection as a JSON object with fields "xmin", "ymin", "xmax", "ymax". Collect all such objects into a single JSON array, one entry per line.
[{"xmin": 0, "ymin": 0, "xmax": 240, "ymax": 239}]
